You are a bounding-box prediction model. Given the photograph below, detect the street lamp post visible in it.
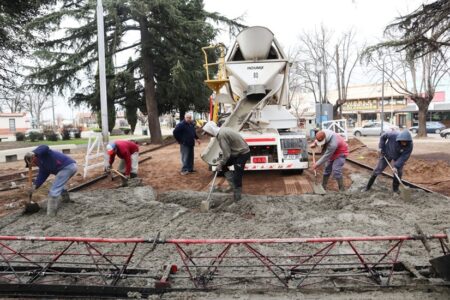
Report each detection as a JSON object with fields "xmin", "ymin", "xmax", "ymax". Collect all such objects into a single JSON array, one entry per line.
[
  {"xmin": 96, "ymin": 0, "xmax": 109, "ymax": 145},
  {"xmin": 381, "ymin": 59, "xmax": 385, "ymax": 133}
]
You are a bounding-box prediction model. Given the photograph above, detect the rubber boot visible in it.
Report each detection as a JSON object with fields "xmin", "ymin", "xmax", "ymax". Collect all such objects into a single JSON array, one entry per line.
[
  {"xmin": 47, "ymin": 196, "xmax": 59, "ymax": 217},
  {"xmin": 222, "ymin": 171, "xmax": 234, "ymax": 193},
  {"xmin": 61, "ymin": 190, "xmax": 72, "ymax": 203},
  {"xmin": 233, "ymin": 187, "xmax": 242, "ymax": 202},
  {"xmin": 336, "ymin": 178, "xmax": 345, "ymax": 191},
  {"xmin": 363, "ymin": 175, "xmax": 377, "ymax": 192},
  {"xmin": 130, "ymin": 173, "xmax": 138, "ymax": 179},
  {"xmin": 322, "ymin": 175, "xmax": 330, "ymax": 190},
  {"xmin": 393, "ymin": 177, "xmax": 400, "ymax": 194}
]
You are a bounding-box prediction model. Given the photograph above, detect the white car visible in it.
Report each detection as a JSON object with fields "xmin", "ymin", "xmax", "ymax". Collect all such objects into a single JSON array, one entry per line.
[
  {"xmin": 440, "ymin": 128, "xmax": 450, "ymax": 139},
  {"xmin": 353, "ymin": 122, "xmax": 399, "ymax": 137}
]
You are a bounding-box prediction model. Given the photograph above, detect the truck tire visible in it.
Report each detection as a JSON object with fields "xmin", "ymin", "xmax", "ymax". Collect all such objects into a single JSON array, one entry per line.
[{"xmin": 354, "ymin": 131, "xmax": 361, "ymax": 137}]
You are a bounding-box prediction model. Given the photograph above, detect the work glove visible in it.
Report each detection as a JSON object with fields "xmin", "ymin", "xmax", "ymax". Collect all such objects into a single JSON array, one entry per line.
[
  {"xmin": 104, "ymin": 165, "xmax": 112, "ymax": 173},
  {"xmin": 377, "ymin": 149, "xmax": 385, "ymax": 158}
]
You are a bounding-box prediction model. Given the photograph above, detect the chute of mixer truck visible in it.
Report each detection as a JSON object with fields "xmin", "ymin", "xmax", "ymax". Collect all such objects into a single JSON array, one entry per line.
[{"xmin": 201, "ymin": 26, "xmax": 309, "ymax": 172}]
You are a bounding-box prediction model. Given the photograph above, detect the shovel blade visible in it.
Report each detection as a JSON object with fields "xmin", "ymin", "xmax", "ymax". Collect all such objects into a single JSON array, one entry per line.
[
  {"xmin": 400, "ymin": 185, "xmax": 411, "ymax": 201},
  {"xmin": 23, "ymin": 201, "xmax": 40, "ymax": 214},
  {"xmin": 200, "ymin": 200, "xmax": 210, "ymax": 213},
  {"xmin": 313, "ymin": 183, "xmax": 326, "ymax": 195}
]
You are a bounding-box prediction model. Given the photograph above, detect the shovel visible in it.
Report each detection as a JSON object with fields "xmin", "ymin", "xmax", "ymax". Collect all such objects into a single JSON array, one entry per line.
[
  {"xmin": 23, "ymin": 166, "xmax": 40, "ymax": 214},
  {"xmin": 200, "ymin": 171, "xmax": 218, "ymax": 213},
  {"xmin": 311, "ymin": 151, "xmax": 326, "ymax": 195},
  {"xmin": 384, "ymin": 156, "xmax": 411, "ymax": 201}
]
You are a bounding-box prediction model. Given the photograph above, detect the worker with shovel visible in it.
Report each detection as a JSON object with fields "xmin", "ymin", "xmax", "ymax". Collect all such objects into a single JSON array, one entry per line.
[
  {"xmin": 105, "ymin": 140, "xmax": 139, "ymax": 186},
  {"xmin": 310, "ymin": 129, "xmax": 349, "ymax": 191},
  {"xmin": 202, "ymin": 121, "xmax": 250, "ymax": 202},
  {"xmin": 363, "ymin": 130, "xmax": 413, "ymax": 193},
  {"xmin": 24, "ymin": 145, "xmax": 78, "ymax": 216}
]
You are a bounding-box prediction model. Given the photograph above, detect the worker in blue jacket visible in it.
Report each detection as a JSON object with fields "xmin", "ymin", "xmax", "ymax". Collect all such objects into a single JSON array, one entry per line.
[
  {"xmin": 24, "ymin": 145, "xmax": 78, "ymax": 216},
  {"xmin": 363, "ymin": 130, "xmax": 413, "ymax": 193}
]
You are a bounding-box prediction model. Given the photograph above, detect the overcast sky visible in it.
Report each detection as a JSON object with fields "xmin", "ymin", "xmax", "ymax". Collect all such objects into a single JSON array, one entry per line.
[{"xmin": 50, "ymin": 0, "xmax": 429, "ymax": 120}]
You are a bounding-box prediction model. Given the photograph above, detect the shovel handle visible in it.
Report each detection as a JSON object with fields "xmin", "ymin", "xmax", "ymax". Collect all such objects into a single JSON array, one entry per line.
[
  {"xmin": 28, "ymin": 166, "xmax": 32, "ymax": 187},
  {"xmin": 383, "ymin": 156, "xmax": 406, "ymax": 188},
  {"xmin": 111, "ymin": 168, "xmax": 127, "ymax": 179},
  {"xmin": 312, "ymin": 151, "xmax": 317, "ymax": 177}
]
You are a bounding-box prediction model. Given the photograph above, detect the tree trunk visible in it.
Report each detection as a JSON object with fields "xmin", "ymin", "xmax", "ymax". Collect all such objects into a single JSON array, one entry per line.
[
  {"xmin": 416, "ymin": 100, "xmax": 428, "ymax": 137},
  {"xmin": 140, "ymin": 17, "xmax": 163, "ymax": 144}
]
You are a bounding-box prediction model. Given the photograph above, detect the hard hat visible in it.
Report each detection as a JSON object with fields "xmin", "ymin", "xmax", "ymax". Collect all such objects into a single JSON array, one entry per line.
[
  {"xmin": 106, "ymin": 143, "xmax": 116, "ymax": 155},
  {"xmin": 315, "ymin": 131, "xmax": 326, "ymax": 146},
  {"xmin": 202, "ymin": 121, "xmax": 219, "ymax": 136},
  {"xmin": 24, "ymin": 152, "xmax": 35, "ymax": 168}
]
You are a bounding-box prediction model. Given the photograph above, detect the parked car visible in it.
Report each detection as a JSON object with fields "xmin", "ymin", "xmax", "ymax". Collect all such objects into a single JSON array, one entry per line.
[
  {"xmin": 353, "ymin": 122, "xmax": 399, "ymax": 137},
  {"xmin": 440, "ymin": 128, "xmax": 450, "ymax": 139},
  {"xmin": 409, "ymin": 121, "xmax": 446, "ymax": 134}
]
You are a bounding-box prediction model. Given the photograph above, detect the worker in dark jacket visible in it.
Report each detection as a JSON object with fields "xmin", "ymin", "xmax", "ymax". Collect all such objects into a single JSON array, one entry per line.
[
  {"xmin": 363, "ymin": 130, "xmax": 413, "ymax": 193},
  {"xmin": 173, "ymin": 113, "xmax": 200, "ymax": 175},
  {"xmin": 202, "ymin": 121, "xmax": 250, "ymax": 201},
  {"xmin": 310, "ymin": 129, "xmax": 349, "ymax": 191},
  {"xmin": 24, "ymin": 145, "xmax": 78, "ymax": 216},
  {"xmin": 106, "ymin": 140, "xmax": 139, "ymax": 185}
]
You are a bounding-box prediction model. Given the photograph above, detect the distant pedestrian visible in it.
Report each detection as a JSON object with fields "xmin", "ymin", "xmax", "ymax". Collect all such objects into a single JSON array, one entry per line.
[
  {"xmin": 106, "ymin": 140, "xmax": 139, "ymax": 186},
  {"xmin": 363, "ymin": 130, "xmax": 413, "ymax": 193},
  {"xmin": 24, "ymin": 145, "xmax": 78, "ymax": 216},
  {"xmin": 173, "ymin": 113, "xmax": 200, "ymax": 175},
  {"xmin": 310, "ymin": 129, "xmax": 349, "ymax": 191},
  {"xmin": 202, "ymin": 121, "xmax": 250, "ymax": 201}
]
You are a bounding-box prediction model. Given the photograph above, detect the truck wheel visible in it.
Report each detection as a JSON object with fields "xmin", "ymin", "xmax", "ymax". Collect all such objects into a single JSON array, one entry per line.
[
  {"xmin": 445, "ymin": 133, "xmax": 450, "ymax": 139},
  {"xmin": 354, "ymin": 131, "xmax": 361, "ymax": 137}
]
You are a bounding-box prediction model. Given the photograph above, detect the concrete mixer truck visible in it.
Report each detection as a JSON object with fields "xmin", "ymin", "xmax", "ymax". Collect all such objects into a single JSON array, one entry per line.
[{"xmin": 201, "ymin": 26, "xmax": 308, "ymax": 172}]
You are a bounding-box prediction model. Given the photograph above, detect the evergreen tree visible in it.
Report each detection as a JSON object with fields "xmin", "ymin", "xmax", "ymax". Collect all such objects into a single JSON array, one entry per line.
[{"xmin": 27, "ymin": 0, "xmax": 242, "ymax": 143}]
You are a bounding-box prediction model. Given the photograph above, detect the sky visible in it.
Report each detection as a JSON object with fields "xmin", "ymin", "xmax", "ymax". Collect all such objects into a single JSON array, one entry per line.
[{"xmin": 48, "ymin": 0, "xmax": 429, "ymax": 121}]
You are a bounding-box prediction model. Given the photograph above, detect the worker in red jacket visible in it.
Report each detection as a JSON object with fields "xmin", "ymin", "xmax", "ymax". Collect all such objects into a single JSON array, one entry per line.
[
  {"xmin": 106, "ymin": 140, "xmax": 139, "ymax": 185},
  {"xmin": 310, "ymin": 129, "xmax": 349, "ymax": 191}
]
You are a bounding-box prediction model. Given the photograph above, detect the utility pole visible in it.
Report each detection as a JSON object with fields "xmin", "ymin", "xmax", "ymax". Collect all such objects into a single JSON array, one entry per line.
[
  {"xmin": 381, "ymin": 59, "xmax": 385, "ymax": 133},
  {"xmin": 96, "ymin": 0, "xmax": 109, "ymax": 146},
  {"xmin": 51, "ymin": 95, "xmax": 56, "ymax": 130},
  {"xmin": 335, "ymin": 44, "xmax": 342, "ymax": 119}
]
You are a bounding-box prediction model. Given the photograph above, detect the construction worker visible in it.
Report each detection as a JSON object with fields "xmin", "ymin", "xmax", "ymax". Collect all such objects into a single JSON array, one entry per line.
[
  {"xmin": 363, "ymin": 130, "xmax": 413, "ymax": 193},
  {"xmin": 202, "ymin": 121, "xmax": 250, "ymax": 201},
  {"xmin": 105, "ymin": 140, "xmax": 139, "ymax": 185},
  {"xmin": 310, "ymin": 129, "xmax": 349, "ymax": 191},
  {"xmin": 24, "ymin": 145, "xmax": 78, "ymax": 216},
  {"xmin": 173, "ymin": 113, "xmax": 200, "ymax": 175}
]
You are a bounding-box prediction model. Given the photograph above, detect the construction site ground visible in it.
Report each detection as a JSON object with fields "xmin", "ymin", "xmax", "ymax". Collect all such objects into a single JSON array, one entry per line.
[{"xmin": 0, "ymin": 136, "xmax": 449, "ymax": 298}]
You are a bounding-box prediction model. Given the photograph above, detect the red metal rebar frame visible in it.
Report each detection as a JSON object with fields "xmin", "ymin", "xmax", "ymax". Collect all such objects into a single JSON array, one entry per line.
[{"xmin": 0, "ymin": 234, "xmax": 448, "ymax": 290}]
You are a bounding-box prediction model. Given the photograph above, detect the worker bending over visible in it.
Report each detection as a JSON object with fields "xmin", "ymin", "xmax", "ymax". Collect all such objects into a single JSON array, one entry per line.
[
  {"xmin": 24, "ymin": 145, "xmax": 78, "ymax": 216},
  {"xmin": 202, "ymin": 121, "xmax": 250, "ymax": 201},
  {"xmin": 310, "ymin": 129, "xmax": 349, "ymax": 191},
  {"xmin": 106, "ymin": 140, "xmax": 139, "ymax": 185},
  {"xmin": 363, "ymin": 130, "xmax": 413, "ymax": 193}
]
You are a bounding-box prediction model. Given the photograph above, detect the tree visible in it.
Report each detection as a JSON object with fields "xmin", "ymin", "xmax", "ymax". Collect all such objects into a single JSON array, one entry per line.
[
  {"xmin": 24, "ymin": 91, "xmax": 51, "ymax": 128},
  {"xmin": 369, "ymin": 0, "xmax": 450, "ymax": 58},
  {"xmin": 332, "ymin": 30, "xmax": 361, "ymax": 118},
  {"xmin": 0, "ymin": 0, "xmax": 53, "ymax": 96},
  {"xmin": 27, "ymin": 0, "xmax": 242, "ymax": 143},
  {"xmin": 295, "ymin": 25, "xmax": 334, "ymax": 105},
  {"xmin": 364, "ymin": 48, "xmax": 449, "ymax": 137},
  {"xmin": 293, "ymin": 26, "xmax": 361, "ymax": 119}
]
